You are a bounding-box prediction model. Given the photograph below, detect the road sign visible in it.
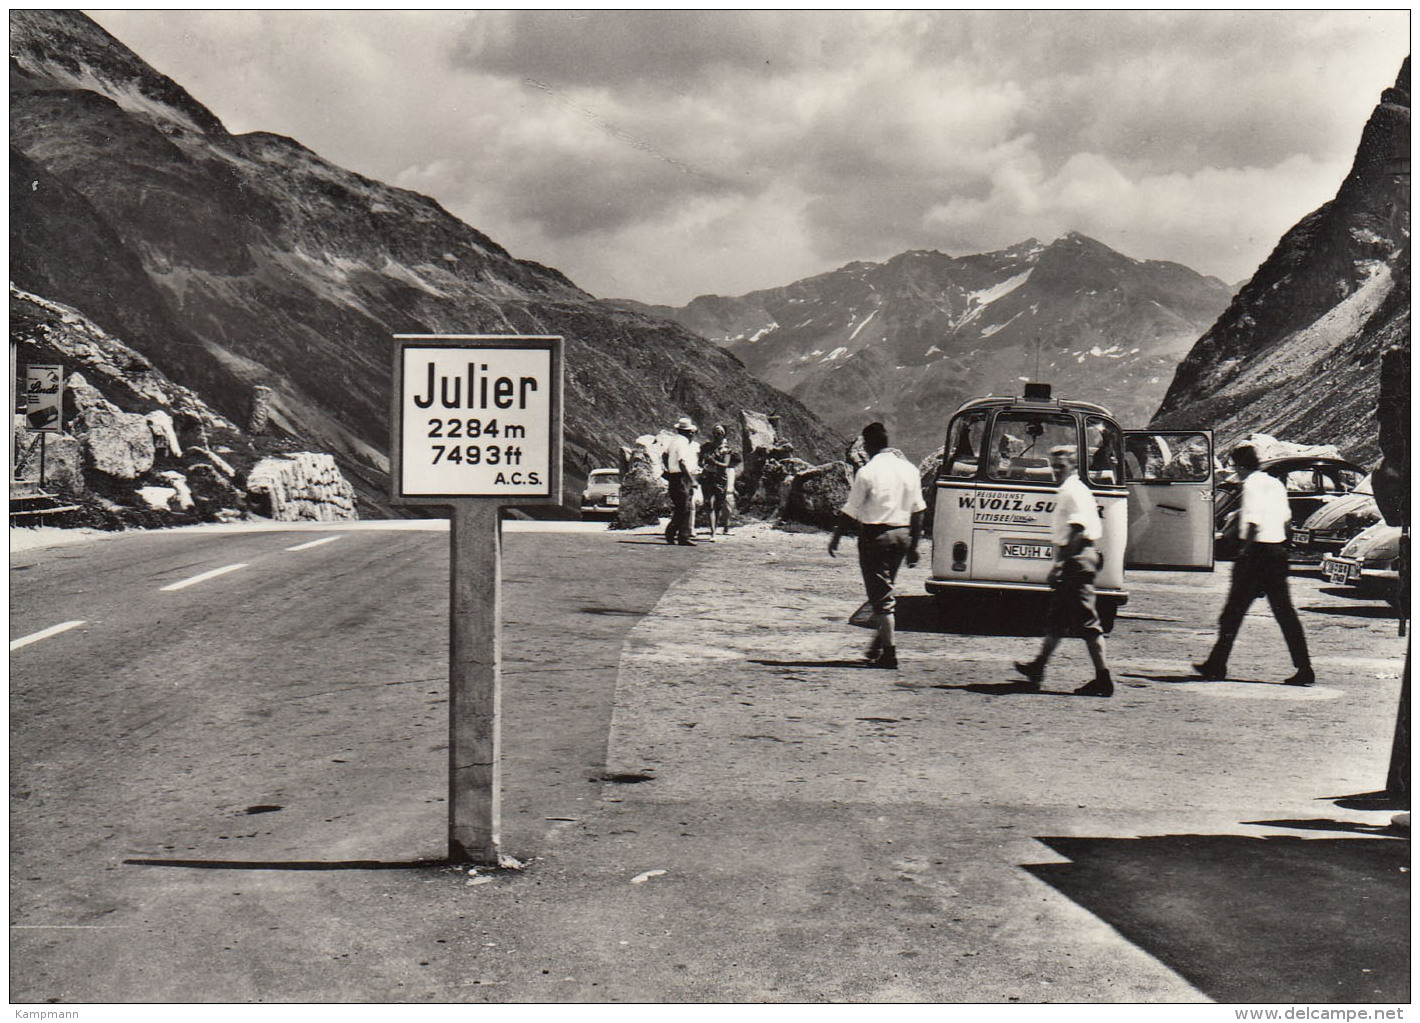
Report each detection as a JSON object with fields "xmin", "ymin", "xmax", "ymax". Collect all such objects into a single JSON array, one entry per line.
[
  {"xmin": 25, "ymin": 364, "xmax": 63, "ymax": 433},
  {"xmin": 390, "ymin": 335, "xmax": 564, "ymax": 865},
  {"xmin": 392, "ymin": 336, "xmax": 563, "ymax": 503}
]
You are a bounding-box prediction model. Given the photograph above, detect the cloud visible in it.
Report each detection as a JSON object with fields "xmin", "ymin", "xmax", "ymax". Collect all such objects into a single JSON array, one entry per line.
[{"xmin": 90, "ymin": 9, "xmax": 1411, "ymax": 304}]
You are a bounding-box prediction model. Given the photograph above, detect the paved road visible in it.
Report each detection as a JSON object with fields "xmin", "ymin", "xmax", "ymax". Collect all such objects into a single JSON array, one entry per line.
[{"xmin": 8, "ymin": 521, "xmax": 1409, "ymax": 1004}]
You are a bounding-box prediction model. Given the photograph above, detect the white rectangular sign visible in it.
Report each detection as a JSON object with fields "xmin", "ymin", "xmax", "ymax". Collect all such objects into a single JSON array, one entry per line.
[
  {"xmin": 25, "ymin": 364, "xmax": 63, "ymax": 433},
  {"xmin": 394, "ymin": 338, "xmax": 560, "ymax": 500}
]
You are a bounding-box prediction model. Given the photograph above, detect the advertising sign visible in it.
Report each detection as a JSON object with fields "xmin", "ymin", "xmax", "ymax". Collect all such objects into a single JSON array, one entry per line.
[
  {"xmin": 25, "ymin": 364, "xmax": 63, "ymax": 433},
  {"xmin": 392, "ymin": 336, "xmax": 563, "ymax": 503}
]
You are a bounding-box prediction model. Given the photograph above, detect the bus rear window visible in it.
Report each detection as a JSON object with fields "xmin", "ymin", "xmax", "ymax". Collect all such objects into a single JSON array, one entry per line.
[
  {"xmin": 987, "ymin": 413, "xmax": 1076, "ymax": 483},
  {"xmin": 942, "ymin": 411, "xmax": 987, "ymax": 479}
]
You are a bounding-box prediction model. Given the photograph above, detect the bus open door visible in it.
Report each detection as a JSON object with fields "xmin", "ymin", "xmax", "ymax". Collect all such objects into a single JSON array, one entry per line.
[{"xmin": 1122, "ymin": 429, "xmax": 1215, "ymax": 570}]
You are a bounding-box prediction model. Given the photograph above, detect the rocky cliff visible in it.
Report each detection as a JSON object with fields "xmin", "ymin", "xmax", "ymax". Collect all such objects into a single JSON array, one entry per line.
[
  {"xmin": 8, "ymin": 10, "xmax": 844, "ymax": 517},
  {"xmin": 620, "ymin": 234, "xmax": 1231, "ymax": 459},
  {"xmin": 11, "ymin": 286, "xmax": 358, "ymax": 526},
  {"xmin": 1151, "ymin": 60, "xmax": 1410, "ymax": 464}
]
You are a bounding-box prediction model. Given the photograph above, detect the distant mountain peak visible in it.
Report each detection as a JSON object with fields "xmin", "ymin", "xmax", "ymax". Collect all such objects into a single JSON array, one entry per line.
[{"xmin": 653, "ymin": 235, "xmax": 1231, "ymax": 458}]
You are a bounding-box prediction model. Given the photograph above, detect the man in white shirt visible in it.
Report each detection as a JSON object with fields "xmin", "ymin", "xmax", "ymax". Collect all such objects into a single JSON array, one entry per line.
[
  {"xmin": 663, "ymin": 416, "xmax": 701, "ymax": 546},
  {"xmin": 1195, "ymin": 444, "xmax": 1313, "ymax": 685},
  {"xmin": 829, "ymin": 422, "xmax": 927, "ymax": 669},
  {"xmin": 1013, "ymin": 444, "xmax": 1114, "ymax": 696}
]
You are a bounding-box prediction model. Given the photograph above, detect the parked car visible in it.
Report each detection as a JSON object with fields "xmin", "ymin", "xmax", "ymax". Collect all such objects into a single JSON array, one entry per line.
[
  {"xmin": 1290, "ymin": 473, "xmax": 1381, "ymax": 557},
  {"xmin": 580, "ymin": 468, "xmax": 622, "ymax": 517},
  {"xmin": 1213, "ymin": 456, "xmax": 1365, "ymax": 558},
  {"xmin": 1320, "ymin": 522, "xmax": 1403, "ymax": 604}
]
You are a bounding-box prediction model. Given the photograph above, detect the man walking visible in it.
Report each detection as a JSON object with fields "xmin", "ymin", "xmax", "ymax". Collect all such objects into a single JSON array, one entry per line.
[
  {"xmin": 829, "ymin": 422, "xmax": 926, "ymax": 670},
  {"xmin": 1013, "ymin": 445, "xmax": 1114, "ymax": 696},
  {"xmin": 1194, "ymin": 443, "xmax": 1313, "ymax": 685},
  {"xmin": 663, "ymin": 416, "xmax": 700, "ymax": 546}
]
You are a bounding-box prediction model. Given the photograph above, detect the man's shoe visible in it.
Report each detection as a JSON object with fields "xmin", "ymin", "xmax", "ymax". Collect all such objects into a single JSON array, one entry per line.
[
  {"xmin": 1284, "ymin": 667, "xmax": 1315, "ymax": 687},
  {"xmin": 865, "ymin": 638, "xmax": 884, "ymax": 663},
  {"xmin": 1075, "ymin": 671, "xmax": 1113, "ymax": 697},
  {"xmin": 1192, "ymin": 661, "xmax": 1226, "ymax": 681},
  {"xmin": 677, "ymin": 538, "xmax": 697, "ymax": 546},
  {"xmin": 872, "ymin": 648, "xmax": 898, "ymax": 670},
  {"xmin": 1013, "ymin": 659, "xmax": 1044, "ymax": 687}
]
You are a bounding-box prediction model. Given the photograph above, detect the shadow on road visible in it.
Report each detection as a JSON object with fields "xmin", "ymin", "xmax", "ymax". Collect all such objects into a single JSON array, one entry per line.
[
  {"xmin": 929, "ymin": 681, "xmax": 1076, "ymax": 697},
  {"xmin": 1120, "ymin": 671, "xmax": 1274, "ymax": 685},
  {"xmin": 1241, "ymin": 817, "xmax": 1406, "ymax": 836},
  {"xmin": 863, "ymin": 594, "xmax": 1050, "ymax": 637},
  {"xmin": 1303, "ymin": 601, "xmax": 1398, "ymax": 619},
  {"xmin": 752, "ymin": 658, "xmax": 882, "ymax": 670},
  {"xmin": 1332, "ymin": 789, "xmax": 1409, "ymax": 811},
  {"xmin": 123, "ymin": 858, "xmax": 450, "ymax": 871},
  {"xmin": 1025, "ymin": 833, "xmax": 1410, "ymax": 1003}
]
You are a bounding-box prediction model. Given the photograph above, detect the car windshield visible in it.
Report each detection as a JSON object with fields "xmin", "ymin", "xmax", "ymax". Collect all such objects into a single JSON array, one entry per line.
[{"xmin": 590, "ymin": 472, "xmax": 620, "ymax": 484}]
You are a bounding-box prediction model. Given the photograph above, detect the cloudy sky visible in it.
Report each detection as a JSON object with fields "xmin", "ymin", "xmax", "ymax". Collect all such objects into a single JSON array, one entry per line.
[{"xmin": 90, "ymin": 10, "xmax": 1409, "ymax": 305}]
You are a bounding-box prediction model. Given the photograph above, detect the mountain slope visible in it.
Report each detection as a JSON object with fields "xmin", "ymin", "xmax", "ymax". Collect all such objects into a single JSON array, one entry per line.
[
  {"xmin": 1151, "ymin": 60, "xmax": 1410, "ymax": 464},
  {"xmin": 632, "ymin": 235, "xmax": 1231, "ymax": 459},
  {"xmin": 9, "ymin": 10, "xmax": 845, "ymax": 513}
]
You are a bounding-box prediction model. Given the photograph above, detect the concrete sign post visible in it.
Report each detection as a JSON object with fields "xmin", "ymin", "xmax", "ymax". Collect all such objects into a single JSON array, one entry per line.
[{"xmin": 391, "ymin": 335, "xmax": 564, "ymax": 864}]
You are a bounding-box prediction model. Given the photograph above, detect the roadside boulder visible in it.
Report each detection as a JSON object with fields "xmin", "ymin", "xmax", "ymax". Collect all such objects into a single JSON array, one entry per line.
[
  {"xmin": 748, "ymin": 456, "xmax": 813, "ymax": 517},
  {"xmin": 615, "ymin": 433, "xmax": 673, "ymax": 528},
  {"xmin": 74, "ymin": 406, "xmax": 156, "ymax": 479},
  {"xmin": 245, "ymin": 452, "xmax": 357, "ymax": 521},
  {"xmin": 738, "ymin": 409, "xmax": 796, "ymax": 505},
  {"xmin": 136, "ymin": 485, "xmax": 178, "ymax": 511},
  {"xmin": 781, "ymin": 461, "xmax": 853, "ymax": 529},
  {"xmin": 157, "ymin": 470, "xmax": 195, "ymax": 510},
  {"xmin": 146, "ymin": 409, "xmax": 183, "ymax": 457}
]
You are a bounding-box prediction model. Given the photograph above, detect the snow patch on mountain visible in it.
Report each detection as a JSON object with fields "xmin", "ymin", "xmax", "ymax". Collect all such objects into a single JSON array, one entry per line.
[
  {"xmin": 968, "ymin": 269, "xmax": 1033, "ymax": 307},
  {"xmin": 848, "ymin": 310, "xmax": 879, "ymax": 340}
]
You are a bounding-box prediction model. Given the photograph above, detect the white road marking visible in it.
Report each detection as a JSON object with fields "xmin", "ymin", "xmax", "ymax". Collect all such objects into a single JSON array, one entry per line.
[
  {"xmin": 160, "ymin": 563, "xmax": 248, "ymax": 592},
  {"xmin": 10, "ymin": 620, "xmax": 86, "ymax": 651},
  {"xmin": 285, "ymin": 536, "xmax": 342, "ymax": 552},
  {"xmin": 10, "ymin": 924, "xmax": 128, "ymax": 929}
]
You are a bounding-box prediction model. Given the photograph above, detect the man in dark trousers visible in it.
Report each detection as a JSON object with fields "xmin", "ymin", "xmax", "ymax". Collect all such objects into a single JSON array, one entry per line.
[
  {"xmin": 1013, "ymin": 444, "xmax": 1114, "ymax": 696},
  {"xmin": 663, "ymin": 416, "xmax": 700, "ymax": 546},
  {"xmin": 828, "ymin": 422, "xmax": 927, "ymax": 670},
  {"xmin": 1194, "ymin": 443, "xmax": 1314, "ymax": 685}
]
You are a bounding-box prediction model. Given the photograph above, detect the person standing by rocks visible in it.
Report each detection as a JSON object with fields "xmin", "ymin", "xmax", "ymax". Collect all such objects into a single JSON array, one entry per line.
[
  {"xmin": 663, "ymin": 416, "xmax": 700, "ymax": 546},
  {"xmin": 828, "ymin": 422, "xmax": 926, "ymax": 670},
  {"xmin": 1013, "ymin": 444, "xmax": 1115, "ymax": 697},
  {"xmin": 1193, "ymin": 443, "xmax": 1314, "ymax": 686},
  {"xmin": 699, "ymin": 424, "xmax": 735, "ymax": 540}
]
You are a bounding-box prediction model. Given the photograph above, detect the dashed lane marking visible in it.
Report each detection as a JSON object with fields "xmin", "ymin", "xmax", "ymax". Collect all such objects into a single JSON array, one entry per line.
[
  {"xmin": 160, "ymin": 563, "xmax": 248, "ymax": 592},
  {"xmin": 10, "ymin": 620, "xmax": 87, "ymax": 651},
  {"xmin": 285, "ymin": 536, "xmax": 343, "ymax": 552}
]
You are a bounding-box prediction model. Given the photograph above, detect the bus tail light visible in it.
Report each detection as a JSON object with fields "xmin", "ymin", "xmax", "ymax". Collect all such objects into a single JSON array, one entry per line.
[{"xmin": 951, "ymin": 541, "xmax": 968, "ymax": 571}]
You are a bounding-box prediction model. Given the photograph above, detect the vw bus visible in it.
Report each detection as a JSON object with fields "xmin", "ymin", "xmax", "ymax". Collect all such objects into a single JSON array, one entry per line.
[{"xmin": 927, "ymin": 383, "xmax": 1214, "ymax": 630}]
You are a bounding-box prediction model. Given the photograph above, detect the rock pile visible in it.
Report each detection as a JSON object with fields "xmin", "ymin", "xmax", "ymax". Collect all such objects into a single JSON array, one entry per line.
[{"xmin": 246, "ymin": 453, "xmax": 358, "ymax": 522}]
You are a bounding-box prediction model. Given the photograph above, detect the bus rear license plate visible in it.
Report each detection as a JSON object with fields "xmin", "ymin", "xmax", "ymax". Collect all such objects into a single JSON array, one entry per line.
[{"xmin": 1002, "ymin": 542, "xmax": 1053, "ymax": 560}]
